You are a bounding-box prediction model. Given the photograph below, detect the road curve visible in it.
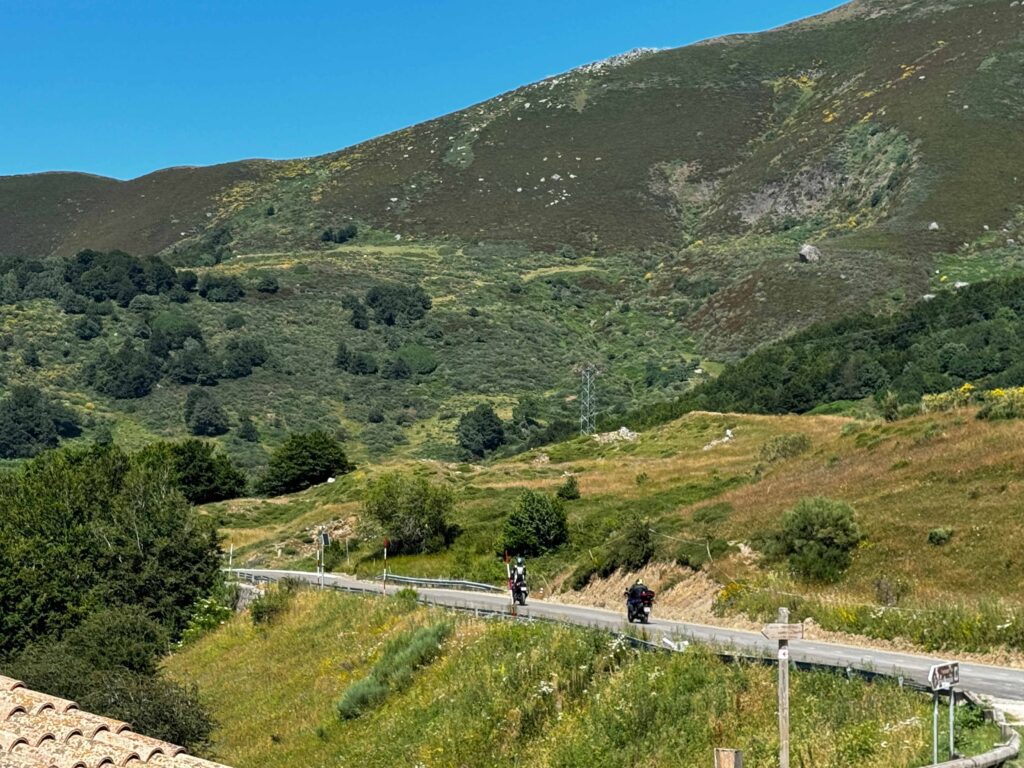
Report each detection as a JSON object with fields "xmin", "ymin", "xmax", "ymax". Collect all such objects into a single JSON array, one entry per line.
[{"xmin": 234, "ymin": 568, "xmax": 1024, "ymax": 701}]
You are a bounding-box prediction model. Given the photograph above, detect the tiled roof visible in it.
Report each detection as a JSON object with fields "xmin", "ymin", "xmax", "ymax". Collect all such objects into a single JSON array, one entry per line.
[{"xmin": 0, "ymin": 675, "xmax": 231, "ymax": 768}]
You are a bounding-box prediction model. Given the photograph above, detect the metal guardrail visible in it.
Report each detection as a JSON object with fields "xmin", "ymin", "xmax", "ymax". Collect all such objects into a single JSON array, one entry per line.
[
  {"xmin": 373, "ymin": 572, "xmax": 505, "ymax": 593},
  {"xmin": 232, "ymin": 569, "xmax": 1020, "ymax": 767}
]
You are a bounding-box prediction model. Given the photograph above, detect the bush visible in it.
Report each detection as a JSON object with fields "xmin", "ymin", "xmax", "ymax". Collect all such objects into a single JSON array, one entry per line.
[
  {"xmin": 360, "ymin": 472, "xmax": 457, "ymax": 554},
  {"xmin": 237, "ymin": 416, "xmax": 260, "ymax": 443},
  {"xmin": 334, "ymin": 339, "xmax": 351, "ymax": 369},
  {"xmin": 776, "ymin": 498, "xmax": 863, "ymax": 582},
  {"xmin": 607, "ymin": 512, "xmax": 654, "ymax": 572},
  {"xmin": 556, "ymin": 475, "xmax": 580, "ymax": 500},
  {"xmin": 224, "ymin": 312, "xmax": 245, "ymax": 330},
  {"xmin": 759, "ymin": 433, "xmax": 811, "ymax": 463},
  {"xmin": 250, "ymin": 581, "xmax": 301, "ymax": 626},
  {"xmin": 499, "ymin": 490, "xmax": 568, "ymax": 557},
  {"xmin": 336, "ymin": 622, "xmax": 451, "ymax": 720},
  {"xmin": 347, "ymin": 351, "xmax": 378, "ymax": 375},
  {"xmin": 255, "ymin": 274, "xmax": 280, "ymax": 294},
  {"xmin": 928, "ymin": 527, "xmax": 954, "ymax": 546},
  {"xmin": 364, "ymin": 283, "xmax": 431, "ymax": 326},
  {"xmin": 73, "ymin": 315, "xmax": 102, "ymax": 340},
  {"xmin": 457, "ymin": 404, "xmax": 505, "ymax": 456},
  {"xmin": 198, "ymin": 274, "xmax": 245, "ymax": 302},
  {"xmin": 258, "ymin": 431, "xmax": 353, "ymax": 496},
  {"xmin": 220, "ymin": 337, "xmax": 269, "ymax": 379},
  {"xmin": 321, "ymin": 224, "xmax": 358, "ymax": 244},
  {"xmin": 184, "ymin": 388, "xmax": 230, "ymax": 437}
]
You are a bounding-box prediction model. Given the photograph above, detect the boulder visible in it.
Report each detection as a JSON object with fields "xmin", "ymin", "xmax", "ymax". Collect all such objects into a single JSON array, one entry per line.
[
  {"xmin": 929, "ymin": 221, "xmax": 940, "ymax": 231},
  {"xmin": 798, "ymin": 244, "xmax": 821, "ymax": 263}
]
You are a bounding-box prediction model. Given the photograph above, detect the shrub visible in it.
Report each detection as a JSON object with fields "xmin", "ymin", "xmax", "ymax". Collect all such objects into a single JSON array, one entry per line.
[
  {"xmin": 347, "ymin": 351, "xmax": 378, "ymax": 375},
  {"xmin": 237, "ymin": 416, "xmax": 260, "ymax": 443},
  {"xmin": 334, "ymin": 339, "xmax": 351, "ymax": 369},
  {"xmin": 220, "ymin": 337, "xmax": 269, "ymax": 379},
  {"xmin": 759, "ymin": 433, "xmax": 811, "ymax": 463},
  {"xmin": 364, "ymin": 283, "xmax": 431, "ymax": 326},
  {"xmin": 165, "ymin": 339, "xmax": 219, "ymax": 385},
  {"xmin": 928, "ymin": 527, "xmax": 954, "ymax": 546},
  {"xmin": 500, "ymin": 490, "xmax": 568, "ymax": 556},
  {"xmin": 85, "ymin": 340, "xmax": 161, "ymax": 398},
  {"xmin": 360, "ymin": 472, "xmax": 457, "ymax": 554},
  {"xmin": 250, "ymin": 581, "xmax": 301, "ymax": 626},
  {"xmin": 321, "ymin": 224, "xmax": 358, "ymax": 244},
  {"xmin": 148, "ymin": 311, "xmax": 203, "ymax": 358},
  {"xmin": 183, "ymin": 389, "xmax": 230, "ymax": 437},
  {"xmin": 73, "ymin": 315, "xmax": 102, "ymax": 340},
  {"xmin": 556, "ymin": 475, "xmax": 580, "ymax": 500},
  {"xmin": 224, "ymin": 312, "xmax": 245, "ymax": 330},
  {"xmin": 776, "ymin": 497, "xmax": 863, "ymax": 582},
  {"xmin": 607, "ymin": 512, "xmax": 654, "ymax": 572},
  {"xmin": 336, "ymin": 622, "xmax": 451, "ymax": 719},
  {"xmin": 258, "ymin": 431, "xmax": 353, "ymax": 496},
  {"xmin": 255, "ymin": 275, "xmax": 280, "ymax": 294},
  {"xmin": 456, "ymin": 404, "xmax": 505, "ymax": 456},
  {"xmin": 198, "ymin": 274, "xmax": 245, "ymax": 302},
  {"xmin": 397, "ymin": 344, "xmax": 437, "ymax": 375}
]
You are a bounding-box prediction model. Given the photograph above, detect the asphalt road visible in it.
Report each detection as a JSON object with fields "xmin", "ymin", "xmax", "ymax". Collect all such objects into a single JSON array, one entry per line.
[{"xmin": 234, "ymin": 568, "xmax": 1024, "ymax": 701}]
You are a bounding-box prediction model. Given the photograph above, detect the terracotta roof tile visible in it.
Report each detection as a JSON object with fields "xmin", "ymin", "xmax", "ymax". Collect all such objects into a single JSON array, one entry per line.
[{"xmin": 0, "ymin": 687, "xmax": 231, "ymax": 768}]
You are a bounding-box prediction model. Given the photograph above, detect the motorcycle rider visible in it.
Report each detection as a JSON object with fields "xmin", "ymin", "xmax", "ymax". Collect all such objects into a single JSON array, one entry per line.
[
  {"xmin": 511, "ymin": 556, "xmax": 527, "ymax": 590},
  {"xmin": 626, "ymin": 578, "xmax": 651, "ymax": 618}
]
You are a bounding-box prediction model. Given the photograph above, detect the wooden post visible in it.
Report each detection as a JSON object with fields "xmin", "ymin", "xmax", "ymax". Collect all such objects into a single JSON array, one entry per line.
[
  {"xmin": 714, "ymin": 748, "xmax": 743, "ymax": 768},
  {"xmin": 777, "ymin": 607, "xmax": 791, "ymax": 768}
]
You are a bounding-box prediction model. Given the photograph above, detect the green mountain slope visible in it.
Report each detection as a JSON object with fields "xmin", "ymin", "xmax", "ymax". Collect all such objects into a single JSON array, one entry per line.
[{"xmin": 2, "ymin": 0, "xmax": 1024, "ymax": 461}]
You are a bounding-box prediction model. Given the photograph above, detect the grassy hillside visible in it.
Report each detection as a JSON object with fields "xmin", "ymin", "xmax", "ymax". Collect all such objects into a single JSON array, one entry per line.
[
  {"xmin": 3, "ymin": 0, "xmax": 1024, "ymax": 462},
  {"xmin": 3, "ymin": 1, "xmax": 1024, "ymax": 350},
  {"xmin": 213, "ymin": 407, "xmax": 1024, "ymax": 653},
  {"xmin": 164, "ymin": 587, "xmax": 1001, "ymax": 768}
]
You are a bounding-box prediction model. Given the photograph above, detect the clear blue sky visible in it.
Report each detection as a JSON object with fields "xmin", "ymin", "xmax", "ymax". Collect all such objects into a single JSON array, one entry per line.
[{"xmin": 2, "ymin": 0, "xmax": 840, "ymax": 180}]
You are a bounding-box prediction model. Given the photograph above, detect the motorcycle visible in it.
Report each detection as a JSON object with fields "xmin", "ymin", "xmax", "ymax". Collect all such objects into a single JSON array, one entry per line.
[
  {"xmin": 511, "ymin": 579, "xmax": 529, "ymax": 606},
  {"xmin": 625, "ymin": 587, "xmax": 655, "ymax": 624}
]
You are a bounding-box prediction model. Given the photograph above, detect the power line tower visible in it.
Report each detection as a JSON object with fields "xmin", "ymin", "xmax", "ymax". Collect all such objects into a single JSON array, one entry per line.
[{"xmin": 578, "ymin": 363, "xmax": 599, "ymax": 435}]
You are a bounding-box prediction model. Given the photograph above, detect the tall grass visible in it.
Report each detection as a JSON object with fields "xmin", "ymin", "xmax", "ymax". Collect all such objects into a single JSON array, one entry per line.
[{"xmin": 165, "ymin": 590, "xmax": 1002, "ymax": 768}]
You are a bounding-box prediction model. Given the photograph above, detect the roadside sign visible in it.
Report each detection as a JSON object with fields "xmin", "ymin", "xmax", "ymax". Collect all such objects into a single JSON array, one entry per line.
[
  {"xmin": 762, "ymin": 623, "xmax": 804, "ymax": 641},
  {"xmin": 928, "ymin": 662, "xmax": 959, "ymax": 691}
]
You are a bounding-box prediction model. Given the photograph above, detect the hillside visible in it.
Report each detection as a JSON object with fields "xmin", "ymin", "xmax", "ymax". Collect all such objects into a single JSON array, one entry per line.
[
  {"xmin": 164, "ymin": 587, "xmax": 1001, "ymax": 768},
  {"xmin": 212, "ymin": 406, "xmax": 1024, "ymax": 655},
  {"xmin": 4, "ymin": 0, "xmax": 1024, "ymax": 347},
  {"xmin": 3, "ymin": 0, "xmax": 1024, "ymax": 461}
]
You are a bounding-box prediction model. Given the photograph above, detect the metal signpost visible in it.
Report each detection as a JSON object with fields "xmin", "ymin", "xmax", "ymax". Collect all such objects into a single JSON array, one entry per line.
[
  {"xmin": 382, "ymin": 537, "xmax": 389, "ymax": 595},
  {"xmin": 762, "ymin": 608, "xmax": 804, "ymax": 768},
  {"xmin": 928, "ymin": 662, "xmax": 960, "ymax": 764}
]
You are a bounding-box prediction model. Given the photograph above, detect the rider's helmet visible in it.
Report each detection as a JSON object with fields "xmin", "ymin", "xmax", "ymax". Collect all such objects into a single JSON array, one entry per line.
[
  {"xmin": 516, "ymin": 556, "xmax": 525, "ymax": 566},
  {"xmin": 635, "ymin": 579, "xmax": 645, "ymax": 586}
]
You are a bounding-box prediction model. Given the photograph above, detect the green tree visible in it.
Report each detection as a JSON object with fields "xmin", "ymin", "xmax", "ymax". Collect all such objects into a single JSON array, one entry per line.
[
  {"xmin": 0, "ymin": 444, "xmax": 222, "ymax": 655},
  {"xmin": 237, "ymin": 415, "xmax": 260, "ymax": 443},
  {"xmin": 85, "ymin": 340, "xmax": 161, "ymax": 398},
  {"xmin": 183, "ymin": 388, "xmax": 230, "ymax": 436},
  {"xmin": 139, "ymin": 439, "xmax": 246, "ymax": 504},
  {"xmin": 350, "ymin": 303, "xmax": 369, "ymax": 330},
  {"xmin": 0, "ymin": 387, "xmax": 80, "ymax": 459},
  {"xmin": 165, "ymin": 338, "xmax": 219, "ymax": 385},
  {"xmin": 347, "ymin": 351, "xmax": 378, "ymax": 375},
  {"xmin": 21, "ymin": 343, "xmax": 41, "ymax": 368},
  {"xmin": 148, "ymin": 311, "xmax": 203, "ymax": 358},
  {"xmin": 360, "ymin": 472, "xmax": 457, "ymax": 554},
  {"xmin": 335, "ymin": 339, "xmax": 352, "ymax": 369},
  {"xmin": 258, "ymin": 431, "xmax": 353, "ymax": 496},
  {"xmin": 220, "ymin": 337, "xmax": 269, "ymax": 379},
  {"xmin": 198, "ymin": 274, "xmax": 245, "ymax": 302},
  {"xmin": 776, "ymin": 497, "xmax": 863, "ymax": 582},
  {"xmin": 500, "ymin": 490, "xmax": 568, "ymax": 556},
  {"xmin": 457, "ymin": 404, "xmax": 505, "ymax": 456}
]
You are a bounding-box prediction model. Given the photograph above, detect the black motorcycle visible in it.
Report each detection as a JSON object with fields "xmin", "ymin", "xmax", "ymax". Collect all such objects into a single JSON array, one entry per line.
[
  {"xmin": 625, "ymin": 587, "xmax": 655, "ymax": 624},
  {"xmin": 511, "ymin": 580, "xmax": 529, "ymax": 606}
]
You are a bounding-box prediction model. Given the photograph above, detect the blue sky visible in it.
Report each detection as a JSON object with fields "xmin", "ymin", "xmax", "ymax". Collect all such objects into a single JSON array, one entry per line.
[{"xmin": 1, "ymin": 0, "xmax": 840, "ymax": 179}]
